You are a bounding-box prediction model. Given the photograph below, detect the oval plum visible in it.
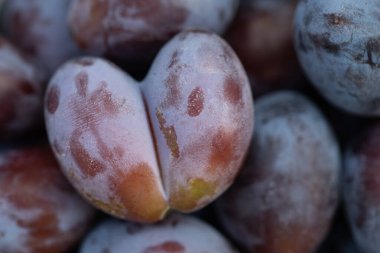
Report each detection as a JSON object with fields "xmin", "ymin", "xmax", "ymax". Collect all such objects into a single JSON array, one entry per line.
[
  {"xmin": 142, "ymin": 30, "xmax": 254, "ymax": 212},
  {"xmin": 68, "ymin": 0, "xmax": 238, "ymax": 72},
  {"xmin": 294, "ymin": 0, "xmax": 380, "ymax": 116},
  {"xmin": 215, "ymin": 91, "xmax": 340, "ymax": 253},
  {"xmin": 344, "ymin": 122, "xmax": 380, "ymax": 253},
  {"xmin": 0, "ymin": 145, "xmax": 95, "ymax": 253}
]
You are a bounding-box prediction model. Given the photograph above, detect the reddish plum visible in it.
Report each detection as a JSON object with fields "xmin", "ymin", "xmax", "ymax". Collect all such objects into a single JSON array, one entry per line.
[{"xmin": 0, "ymin": 145, "xmax": 95, "ymax": 253}]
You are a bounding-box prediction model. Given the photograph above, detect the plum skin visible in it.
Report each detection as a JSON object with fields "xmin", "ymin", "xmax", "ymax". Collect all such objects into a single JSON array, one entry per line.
[
  {"xmin": 44, "ymin": 30, "xmax": 254, "ymax": 223},
  {"xmin": 294, "ymin": 0, "xmax": 380, "ymax": 116}
]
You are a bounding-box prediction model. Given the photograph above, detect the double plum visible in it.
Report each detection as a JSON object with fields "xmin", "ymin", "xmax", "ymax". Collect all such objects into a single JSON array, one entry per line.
[{"xmin": 44, "ymin": 30, "xmax": 254, "ymax": 223}]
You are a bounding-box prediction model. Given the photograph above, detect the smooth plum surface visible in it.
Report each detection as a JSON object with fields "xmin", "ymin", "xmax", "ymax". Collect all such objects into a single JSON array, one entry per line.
[{"xmin": 80, "ymin": 214, "xmax": 238, "ymax": 253}]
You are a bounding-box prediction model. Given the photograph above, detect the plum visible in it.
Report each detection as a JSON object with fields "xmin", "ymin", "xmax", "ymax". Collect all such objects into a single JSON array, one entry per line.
[
  {"xmin": 226, "ymin": 0, "xmax": 304, "ymax": 96},
  {"xmin": 80, "ymin": 213, "xmax": 238, "ymax": 253},
  {"xmin": 44, "ymin": 30, "xmax": 254, "ymax": 223},
  {"xmin": 68, "ymin": 0, "xmax": 238, "ymax": 74},
  {"xmin": 0, "ymin": 145, "xmax": 95, "ymax": 253},
  {"xmin": 344, "ymin": 122, "xmax": 380, "ymax": 253},
  {"xmin": 1, "ymin": 0, "xmax": 82, "ymax": 76},
  {"xmin": 294, "ymin": 0, "xmax": 380, "ymax": 116},
  {"xmin": 215, "ymin": 91, "xmax": 340, "ymax": 253},
  {"xmin": 0, "ymin": 37, "xmax": 45, "ymax": 139}
]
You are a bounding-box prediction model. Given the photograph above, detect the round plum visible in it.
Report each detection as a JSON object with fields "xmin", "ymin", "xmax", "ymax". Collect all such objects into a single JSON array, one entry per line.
[
  {"xmin": 0, "ymin": 145, "xmax": 95, "ymax": 253},
  {"xmin": 68, "ymin": 0, "xmax": 239, "ymax": 73},
  {"xmin": 215, "ymin": 91, "xmax": 340, "ymax": 253},
  {"xmin": 344, "ymin": 122, "xmax": 380, "ymax": 253},
  {"xmin": 294, "ymin": 0, "xmax": 380, "ymax": 116},
  {"xmin": 1, "ymin": 0, "xmax": 82, "ymax": 76},
  {"xmin": 0, "ymin": 37, "xmax": 45, "ymax": 139},
  {"xmin": 44, "ymin": 30, "xmax": 254, "ymax": 223},
  {"xmin": 80, "ymin": 213, "xmax": 238, "ymax": 253}
]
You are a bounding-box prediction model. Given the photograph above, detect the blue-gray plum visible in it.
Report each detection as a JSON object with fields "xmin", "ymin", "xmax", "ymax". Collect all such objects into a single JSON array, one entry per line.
[
  {"xmin": 215, "ymin": 91, "xmax": 340, "ymax": 253},
  {"xmin": 294, "ymin": 0, "xmax": 380, "ymax": 116},
  {"xmin": 344, "ymin": 122, "xmax": 380, "ymax": 253}
]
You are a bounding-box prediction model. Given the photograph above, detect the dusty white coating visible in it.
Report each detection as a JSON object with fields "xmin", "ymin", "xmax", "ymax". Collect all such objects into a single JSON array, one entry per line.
[
  {"xmin": 68, "ymin": 0, "xmax": 238, "ymax": 55},
  {"xmin": 45, "ymin": 57, "xmax": 166, "ymax": 218},
  {"xmin": 216, "ymin": 91, "xmax": 340, "ymax": 252},
  {"xmin": 0, "ymin": 38, "xmax": 44, "ymax": 133},
  {"xmin": 0, "ymin": 147, "xmax": 95, "ymax": 253},
  {"xmin": 344, "ymin": 135, "xmax": 380, "ymax": 253},
  {"xmin": 0, "ymin": 41, "xmax": 35, "ymax": 77},
  {"xmin": 80, "ymin": 213, "xmax": 238, "ymax": 253},
  {"xmin": 45, "ymin": 31, "xmax": 253, "ymax": 219},
  {"xmin": 142, "ymin": 31, "xmax": 254, "ymax": 211},
  {"xmin": 3, "ymin": 0, "xmax": 81, "ymax": 76},
  {"xmin": 294, "ymin": 0, "xmax": 380, "ymax": 115},
  {"xmin": 0, "ymin": 199, "xmax": 38, "ymax": 252}
]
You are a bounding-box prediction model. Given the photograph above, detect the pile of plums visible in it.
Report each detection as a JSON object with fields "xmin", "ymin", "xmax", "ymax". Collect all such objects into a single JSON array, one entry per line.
[{"xmin": 0, "ymin": 0, "xmax": 379, "ymax": 252}]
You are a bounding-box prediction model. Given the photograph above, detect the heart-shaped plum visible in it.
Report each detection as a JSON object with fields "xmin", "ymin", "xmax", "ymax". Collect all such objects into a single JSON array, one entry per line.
[{"xmin": 44, "ymin": 30, "xmax": 254, "ymax": 223}]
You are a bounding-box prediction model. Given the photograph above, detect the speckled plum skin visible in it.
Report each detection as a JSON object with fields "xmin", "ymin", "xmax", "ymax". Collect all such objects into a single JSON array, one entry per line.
[
  {"xmin": 2, "ymin": 0, "xmax": 81, "ymax": 76},
  {"xmin": 44, "ymin": 30, "xmax": 254, "ymax": 223},
  {"xmin": 68, "ymin": 0, "xmax": 238, "ymax": 71},
  {"xmin": 294, "ymin": 0, "xmax": 380, "ymax": 116},
  {"xmin": 0, "ymin": 146, "xmax": 95, "ymax": 253},
  {"xmin": 0, "ymin": 37, "xmax": 45, "ymax": 139},
  {"xmin": 215, "ymin": 91, "xmax": 340, "ymax": 253},
  {"xmin": 226, "ymin": 0, "xmax": 303, "ymax": 96},
  {"xmin": 80, "ymin": 213, "xmax": 238, "ymax": 253},
  {"xmin": 344, "ymin": 123, "xmax": 380, "ymax": 253}
]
